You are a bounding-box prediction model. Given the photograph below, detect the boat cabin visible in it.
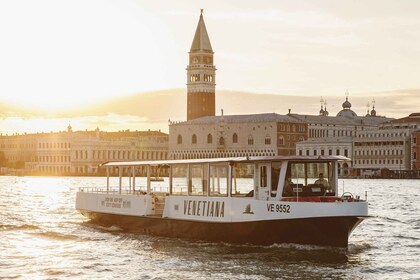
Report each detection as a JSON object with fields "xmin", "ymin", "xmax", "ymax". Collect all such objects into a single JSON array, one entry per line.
[{"xmin": 99, "ymin": 156, "xmax": 346, "ymax": 204}]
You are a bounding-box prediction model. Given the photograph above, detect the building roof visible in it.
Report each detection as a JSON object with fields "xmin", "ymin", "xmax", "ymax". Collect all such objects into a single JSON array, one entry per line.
[
  {"xmin": 290, "ymin": 113, "xmax": 391, "ymax": 126},
  {"xmin": 385, "ymin": 113, "xmax": 420, "ymax": 124},
  {"xmin": 190, "ymin": 11, "xmax": 213, "ymax": 52},
  {"xmin": 171, "ymin": 113, "xmax": 305, "ymax": 126}
]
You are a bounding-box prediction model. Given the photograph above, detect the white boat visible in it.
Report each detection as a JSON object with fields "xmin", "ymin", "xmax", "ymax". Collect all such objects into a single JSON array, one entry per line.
[{"xmin": 75, "ymin": 156, "xmax": 368, "ymax": 247}]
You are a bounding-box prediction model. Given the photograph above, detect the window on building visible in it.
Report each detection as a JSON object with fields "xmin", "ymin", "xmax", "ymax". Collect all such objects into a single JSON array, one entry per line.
[
  {"xmin": 177, "ymin": 135, "xmax": 182, "ymax": 144},
  {"xmin": 321, "ymin": 150, "xmax": 325, "ymax": 156},
  {"xmin": 299, "ymin": 150, "xmax": 302, "ymax": 156},
  {"xmin": 306, "ymin": 150, "xmax": 309, "ymax": 156},
  {"xmin": 192, "ymin": 134, "xmax": 197, "ymax": 144},
  {"xmin": 344, "ymin": 149, "xmax": 348, "ymax": 157},
  {"xmin": 314, "ymin": 150, "xmax": 317, "ymax": 156},
  {"xmin": 248, "ymin": 136, "xmax": 254, "ymax": 145},
  {"xmin": 219, "ymin": 137, "xmax": 225, "ymax": 146},
  {"xmin": 279, "ymin": 136, "xmax": 284, "ymax": 145},
  {"xmin": 232, "ymin": 133, "xmax": 238, "ymax": 144},
  {"xmin": 265, "ymin": 135, "xmax": 271, "ymax": 145},
  {"xmin": 336, "ymin": 149, "xmax": 340, "ymax": 155},
  {"xmin": 207, "ymin": 134, "xmax": 212, "ymax": 144}
]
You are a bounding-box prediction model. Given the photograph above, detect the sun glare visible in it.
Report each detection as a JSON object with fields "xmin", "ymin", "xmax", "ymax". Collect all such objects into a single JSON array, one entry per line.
[{"xmin": 0, "ymin": 0, "xmax": 172, "ymax": 112}]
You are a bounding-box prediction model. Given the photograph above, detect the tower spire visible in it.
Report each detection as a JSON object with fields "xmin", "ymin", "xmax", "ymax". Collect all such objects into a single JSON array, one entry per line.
[{"xmin": 190, "ymin": 9, "xmax": 213, "ymax": 52}]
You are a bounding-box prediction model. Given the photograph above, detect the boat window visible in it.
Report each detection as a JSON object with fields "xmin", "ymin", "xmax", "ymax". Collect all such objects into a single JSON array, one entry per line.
[
  {"xmin": 189, "ymin": 164, "xmax": 208, "ymax": 196},
  {"xmin": 306, "ymin": 162, "xmax": 330, "ymax": 185},
  {"xmin": 271, "ymin": 162, "xmax": 281, "ymax": 197},
  {"xmin": 209, "ymin": 164, "xmax": 228, "ymax": 197},
  {"xmin": 231, "ymin": 163, "xmax": 254, "ymax": 197},
  {"xmin": 260, "ymin": 165, "xmax": 268, "ymax": 188},
  {"xmin": 171, "ymin": 164, "xmax": 188, "ymax": 195},
  {"xmin": 286, "ymin": 163, "xmax": 306, "ymax": 191},
  {"xmin": 283, "ymin": 162, "xmax": 334, "ymax": 197}
]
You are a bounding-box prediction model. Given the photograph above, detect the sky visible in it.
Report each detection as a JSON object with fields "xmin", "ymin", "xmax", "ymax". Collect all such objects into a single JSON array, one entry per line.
[{"xmin": 0, "ymin": 0, "xmax": 419, "ymax": 133}]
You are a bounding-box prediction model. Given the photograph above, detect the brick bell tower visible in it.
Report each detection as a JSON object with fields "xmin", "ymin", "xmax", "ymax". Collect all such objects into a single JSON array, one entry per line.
[{"xmin": 187, "ymin": 9, "xmax": 216, "ymax": 121}]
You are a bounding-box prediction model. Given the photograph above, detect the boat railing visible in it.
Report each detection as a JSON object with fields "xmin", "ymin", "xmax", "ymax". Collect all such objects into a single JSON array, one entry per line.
[{"xmin": 79, "ymin": 186, "xmax": 170, "ymax": 195}]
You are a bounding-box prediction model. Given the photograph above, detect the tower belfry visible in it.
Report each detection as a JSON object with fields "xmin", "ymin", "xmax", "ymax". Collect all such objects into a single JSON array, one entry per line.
[{"xmin": 187, "ymin": 9, "xmax": 216, "ymax": 120}]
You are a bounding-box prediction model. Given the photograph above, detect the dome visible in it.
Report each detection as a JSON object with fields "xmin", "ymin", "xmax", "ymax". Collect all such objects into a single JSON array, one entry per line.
[
  {"xmin": 337, "ymin": 96, "xmax": 357, "ymax": 118},
  {"xmin": 342, "ymin": 97, "xmax": 351, "ymax": 109},
  {"xmin": 371, "ymin": 106, "xmax": 377, "ymax": 116},
  {"xmin": 337, "ymin": 109, "xmax": 357, "ymax": 118}
]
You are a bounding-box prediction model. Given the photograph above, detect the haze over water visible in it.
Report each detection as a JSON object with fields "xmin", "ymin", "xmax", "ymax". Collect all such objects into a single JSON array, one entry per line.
[{"xmin": 0, "ymin": 177, "xmax": 419, "ymax": 279}]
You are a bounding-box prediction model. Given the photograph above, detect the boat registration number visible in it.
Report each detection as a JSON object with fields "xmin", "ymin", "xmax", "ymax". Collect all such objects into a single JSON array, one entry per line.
[{"xmin": 267, "ymin": 204, "xmax": 290, "ymax": 213}]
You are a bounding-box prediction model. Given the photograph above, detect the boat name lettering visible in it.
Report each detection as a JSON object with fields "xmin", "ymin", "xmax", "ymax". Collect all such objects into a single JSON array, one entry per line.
[
  {"xmin": 101, "ymin": 197, "xmax": 131, "ymax": 209},
  {"xmin": 267, "ymin": 203, "xmax": 290, "ymax": 213},
  {"xmin": 183, "ymin": 200, "xmax": 225, "ymax": 218}
]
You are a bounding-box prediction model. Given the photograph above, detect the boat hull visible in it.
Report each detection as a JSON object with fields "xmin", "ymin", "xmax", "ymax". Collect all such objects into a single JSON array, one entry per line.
[{"xmin": 80, "ymin": 210, "xmax": 366, "ymax": 247}]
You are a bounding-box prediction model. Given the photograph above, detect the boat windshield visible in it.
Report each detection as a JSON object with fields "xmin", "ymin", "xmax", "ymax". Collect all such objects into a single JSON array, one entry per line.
[{"xmin": 283, "ymin": 161, "xmax": 335, "ymax": 197}]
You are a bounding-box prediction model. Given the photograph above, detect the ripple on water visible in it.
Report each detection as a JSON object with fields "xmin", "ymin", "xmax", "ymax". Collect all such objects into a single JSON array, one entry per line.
[
  {"xmin": 0, "ymin": 223, "xmax": 40, "ymax": 231},
  {"xmin": 28, "ymin": 230, "xmax": 81, "ymax": 241}
]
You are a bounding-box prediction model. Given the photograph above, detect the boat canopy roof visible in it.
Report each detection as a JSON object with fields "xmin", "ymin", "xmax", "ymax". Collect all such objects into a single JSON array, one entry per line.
[{"xmin": 100, "ymin": 155, "xmax": 350, "ymax": 168}]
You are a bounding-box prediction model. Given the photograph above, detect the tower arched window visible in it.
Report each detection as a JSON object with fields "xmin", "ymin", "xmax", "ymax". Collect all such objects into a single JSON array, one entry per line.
[
  {"xmin": 192, "ymin": 134, "xmax": 197, "ymax": 144},
  {"xmin": 177, "ymin": 135, "xmax": 183, "ymax": 145},
  {"xmin": 207, "ymin": 134, "xmax": 213, "ymax": 144},
  {"xmin": 248, "ymin": 135, "xmax": 254, "ymax": 146},
  {"xmin": 232, "ymin": 133, "xmax": 238, "ymax": 144}
]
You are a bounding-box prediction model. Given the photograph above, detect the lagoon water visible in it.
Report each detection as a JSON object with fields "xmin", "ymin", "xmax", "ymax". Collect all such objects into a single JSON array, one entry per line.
[{"xmin": 0, "ymin": 176, "xmax": 419, "ymax": 279}]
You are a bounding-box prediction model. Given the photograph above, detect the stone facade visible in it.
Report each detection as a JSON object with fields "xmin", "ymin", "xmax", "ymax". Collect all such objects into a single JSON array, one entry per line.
[
  {"xmin": 294, "ymin": 97, "xmax": 392, "ymax": 176},
  {"xmin": 169, "ymin": 113, "xmax": 307, "ymax": 159},
  {"xmin": 351, "ymin": 113, "xmax": 420, "ymax": 176}
]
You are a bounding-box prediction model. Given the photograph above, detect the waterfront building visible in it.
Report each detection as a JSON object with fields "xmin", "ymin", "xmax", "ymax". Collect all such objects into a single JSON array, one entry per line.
[
  {"xmin": 169, "ymin": 113, "xmax": 307, "ymax": 159},
  {"xmin": 293, "ymin": 97, "xmax": 391, "ymax": 176},
  {"xmin": 352, "ymin": 113, "xmax": 420, "ymax": 177},
  {"xmin": 0, "ymin": 127, "xmax": 168, "ymax": 176},
  {"xmin": 169, "ymin": 11, "xmax": 307, "ymax": 159}
]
